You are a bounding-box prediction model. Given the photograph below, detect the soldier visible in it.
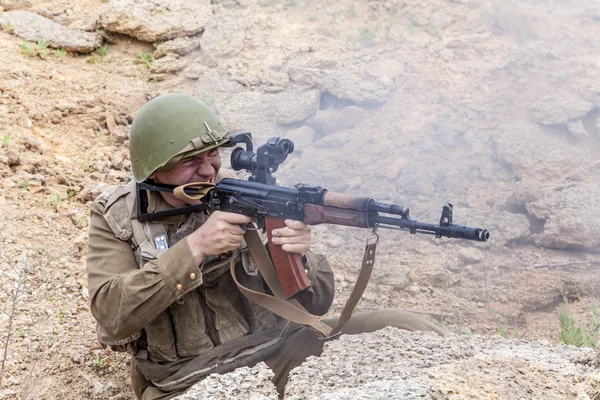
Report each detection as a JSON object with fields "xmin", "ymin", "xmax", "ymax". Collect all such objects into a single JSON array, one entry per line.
[{"xmin": 87, "ymin": 93, "xmax": 443, "ymax": 399}]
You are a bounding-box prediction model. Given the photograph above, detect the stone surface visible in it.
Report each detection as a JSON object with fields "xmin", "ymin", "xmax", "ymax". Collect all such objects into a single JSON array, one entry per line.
[
  {"xmin": 153, "ymin": 35, "xmax": 202, "ymax": 59},
  {"xmin": 99, "ymin": 0, "xmax": 213, "ymax": 43},
  {"xmin": 0, "ymin": 0, "xmax": 30, "ymax": 10},
  {"xmin": 284, "ymin": 126, "xmax": 316, "ymax": 151},
  {"xmin": 173, "ymin": 363, "xmax": 278, "ymax": 400},
  {"xmin": 0, "ymin": 11, "xmax": 102, "ymax": 53},
  {"xmin": 288, "ymin": 57, "xmax": 396, "ymax": 106},
  {"xmin": 529, "ymin": 93, "xmax": 594, "ymax": 126},
  {"xmin": 527, "ymin": 181, "xmax": 600, "ymax": 251},
  {"xmin": 201, "ymin": 18, "xmax": 248, "ymax": 58},
  {"xmin": 150, "ymin": 55, "xmax": 187, "ymax": 74},
  {"xmin": 180, "ymin": 328, "xmax": 596, "ymax": 399},
  {"xmin": 276, "ymin": 89, "xmax": 321, "ymax": 125},
  {"xmin": 215, "ymin": 89, "xmax": 322, "ymax": 137},
  {"xmin": 306, "ymin": 106, "xmax": 365, "ymax": 134}
]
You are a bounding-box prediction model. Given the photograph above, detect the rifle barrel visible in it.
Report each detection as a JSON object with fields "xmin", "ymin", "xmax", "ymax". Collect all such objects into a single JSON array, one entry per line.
[{"xmin": 375, "ymin": 215, "xmax": 489, "ymax": 242}]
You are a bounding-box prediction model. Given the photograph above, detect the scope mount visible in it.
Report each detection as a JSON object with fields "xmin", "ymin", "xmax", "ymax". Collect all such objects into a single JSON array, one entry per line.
[{"xmin": 229, "ymin": 132, "xmax": 294, "ymax": 185}]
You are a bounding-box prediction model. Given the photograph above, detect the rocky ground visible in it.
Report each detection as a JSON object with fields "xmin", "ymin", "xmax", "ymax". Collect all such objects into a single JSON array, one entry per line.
[
  {"xmin": 0, "ymin": 0, "xmax": 599, "ymax": 398},
  {"xmin": 176, "ymin": 327, "xmax": 600, "ymax": 400}
]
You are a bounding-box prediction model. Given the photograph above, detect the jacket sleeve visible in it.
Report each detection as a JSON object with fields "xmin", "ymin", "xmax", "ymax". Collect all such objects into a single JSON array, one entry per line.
[
  {"xmin": 294, "ymin": 251, "xmax": 335, "ymax": 316},
  {"xmin": 86, "ymin": 200, "xmax": 204, "ymax": 340}
]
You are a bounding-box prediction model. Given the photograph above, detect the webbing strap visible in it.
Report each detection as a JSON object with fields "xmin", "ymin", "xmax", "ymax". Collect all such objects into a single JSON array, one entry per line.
[
  {"xmin": 330, "ymin": 231, "xmax": 379, "ymax": 335},
  {"xmin": 230, "ymin": 232, "xmax": 332, "ymax": 338},
  {"xmin": 231, "ymin": 229, "xmax": 379, "ymax": 339}
]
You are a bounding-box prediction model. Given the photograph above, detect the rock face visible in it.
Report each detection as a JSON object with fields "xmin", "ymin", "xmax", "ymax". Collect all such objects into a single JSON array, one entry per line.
[
  {"xmin": 529, "ymin": 93, "xmax": 594, "ymax": 126},
  {"xmin": 153, "ymin": 36, "xmax": 202, "ymax": 59},
  {"xmin": 527, "ymin": 181, "xmax": 600, "ymax": 251},
  {"xmin": 0, "ymin": 0, "xmax": 31, "ymax": 10},
  {"xmin": 174, "ymin": 364, "xmax": 278, "ymax": 400},
  {"xmin": 177, "ymin": 327, "xmax": 597, "ymax": 399},
  {"xmin": 0, "ymin": 11, "xmax": 102, "ymax": 53},
  {"xmin": 288, "ymin": 57, "xmax": 396, "ymax": 106},
  {"xmin": 99, "ymin": 0, "xmax": 213, "ymax": 43}
]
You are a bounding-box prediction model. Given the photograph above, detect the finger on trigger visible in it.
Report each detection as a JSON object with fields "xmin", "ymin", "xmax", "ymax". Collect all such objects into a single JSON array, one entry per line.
[{"xmin": 223, "ymin": 212, "xmax": 253, "ymax": 224}]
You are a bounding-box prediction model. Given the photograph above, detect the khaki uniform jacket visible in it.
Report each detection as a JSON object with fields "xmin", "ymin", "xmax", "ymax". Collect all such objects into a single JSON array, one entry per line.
[{"xmin": 86, "ymin": 175, "xmax": 335, "ymax": 395}]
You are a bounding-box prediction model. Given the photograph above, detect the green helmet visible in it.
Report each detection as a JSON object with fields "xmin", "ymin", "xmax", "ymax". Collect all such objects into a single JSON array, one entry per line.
[{"xmin": 129, "ymin": 93, "xmax": 230, "ymax": 182}]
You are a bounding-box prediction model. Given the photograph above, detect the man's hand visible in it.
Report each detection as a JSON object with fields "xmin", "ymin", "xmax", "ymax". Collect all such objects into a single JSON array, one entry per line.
[
  {"xmin": 270, "ymin": 219, "xmax": 312, "ymax": 256},
  {"xmin": 186, "ymin": 211, "xmax": 252, "ymax": 264}
]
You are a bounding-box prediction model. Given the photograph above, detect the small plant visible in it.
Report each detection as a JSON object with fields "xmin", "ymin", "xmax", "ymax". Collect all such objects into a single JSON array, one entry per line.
[
  {"xmin": 67, "ymin": 189, "xmax": 76, "ymax": 198},
  {"xmin": 136, "ymin": 52, "xmax": 154, "ymax": 69},
  {"xmin": 21, "ymin": 41, "xmax": 34, "ymax": 56},
  {"xmin": 81, "ymin": 160, "xmax": 91, "ymax": 172},
  {"xmin": 95, "ymin": 44, "xmax": 108, "ymax": 59},
  {"xmin": 90, "ymin": 356, "xmax": 105, "ymax": 370},
  {"xmin": 557, "ymin": 296, "xmax": 599, "ymax": 348},
  {"xmin": 329, "ymin": 11, "xmax": 338, "ymax": 24},
  {"xmin": 1, "ymin": 134, "xmax": 10, "ymax": 145},
  {"xmin": 427, "ymin": 12, "xmax": 439, "ymax": 35},
  {"xmin": 20, "ymin": 40, "xmax": 51, "ymax": 58},
  {"xmin": 357, "ymin": 28, "xmax": 377, "ymax": 48},
  {"xmin": 0, "ymin": 254, "xmax": 30, "ymax": 385},
  {"xmin": 16, "ymin": 327, "xmax": 26, "ymax": 338},
  {"xmin": 1, "ymin": 21, "xmax": 14, "ymax": 33},
  {"xmin": 87, "ymin": 55, "xmax": 97, "ymax": 63},
  {"xmin": 18, "ymin": 181, "xmax": 29, "ymax": 189},
  {"xmin": 55, "ymin": 48, "xmax": 67, "ymax": 57},
  {"xmin": 74, "ymin": 216, "xmax": 86, "ymax": 228},
  {"xmin": 488, "ymin": 307, "xmax": 518, "ymax": 339},
  {"xmin": 50, "ymin": 193, "xmax": 63, "ymax": 203},
  {"xmin": 57, "ymin": 311, "xmax": 68, "ymax": 324},
  {"xmin": 36, "ymin": 40, "xmax": 50, "ymax": 59},
  {"xmin": 347, "ymin": 4, "xmax": 357, "ymax": 18}
]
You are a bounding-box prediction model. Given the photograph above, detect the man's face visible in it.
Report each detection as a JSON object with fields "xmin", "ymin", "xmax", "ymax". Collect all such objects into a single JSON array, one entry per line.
[{"xmin": 150, "ymin": 147, "xmax": 222, "ymax": 207}]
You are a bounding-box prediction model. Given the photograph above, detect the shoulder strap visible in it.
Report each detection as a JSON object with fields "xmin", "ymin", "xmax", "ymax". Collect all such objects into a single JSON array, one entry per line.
[{"xmin": 121, "ymin": 183, "xmax": 168, "ymax": 260}]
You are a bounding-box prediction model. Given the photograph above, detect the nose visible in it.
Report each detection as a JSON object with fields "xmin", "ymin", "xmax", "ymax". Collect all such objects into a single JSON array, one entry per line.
[{"xmin": 194, "ymin": 157, "xmax": 214, "ymax": 178}]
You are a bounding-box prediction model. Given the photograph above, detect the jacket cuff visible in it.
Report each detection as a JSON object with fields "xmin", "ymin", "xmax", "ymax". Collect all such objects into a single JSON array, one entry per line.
[{"xmin": 158, "ymin": 239, "xmax": 203, "ymax": 298}]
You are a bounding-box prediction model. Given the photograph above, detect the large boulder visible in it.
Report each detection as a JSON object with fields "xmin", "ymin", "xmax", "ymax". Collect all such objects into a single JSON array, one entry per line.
[
  {"xmin": 0, "ymin": 11, "xmax": 102, "ymax": 53},
  {"xmin": 527, "ymin": 181, "xmax": 600, "ymax": 251},
  {"xmin": 214, "ymin": 89, "xmax": 321, "ymax": 138},
  {"xmin": 529, "ymin": 92, "xmax": 594, "ymax": 126},
  {"xmin": 99, "ymin": 0, "xmax": 213, "ymax": 43},
  {"xmin": 201, "ymin": 18, "xmax": 248, "ymax": 58},
  {"xmin": 288, "ymin": 57, "xmax": 396, "ymax": 106}
]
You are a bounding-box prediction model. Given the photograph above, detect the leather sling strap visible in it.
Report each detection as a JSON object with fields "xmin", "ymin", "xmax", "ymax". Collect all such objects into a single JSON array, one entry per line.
[
  {"xmin": 230, "ymin": 230, "xmax": 333, "ymax": 337},
  {"xmin": 330, "ymin": 230, "xmax": 379, "ymax": 336},
  {"xmin": 230, "ymin": 228, "xmax": 380, "ymax": 339}
]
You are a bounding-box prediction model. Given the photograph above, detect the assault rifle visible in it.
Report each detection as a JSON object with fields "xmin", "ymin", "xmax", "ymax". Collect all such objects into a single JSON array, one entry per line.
[{"xmin": 136, "ymin": 133, "xmax": 489, "ymax": 299}]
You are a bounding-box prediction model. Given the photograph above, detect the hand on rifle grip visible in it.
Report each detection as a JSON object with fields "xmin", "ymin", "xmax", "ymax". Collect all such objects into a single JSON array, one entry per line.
[{"xmin": 265, "ymin": 218, "xmax": 312, "ymax": 298}]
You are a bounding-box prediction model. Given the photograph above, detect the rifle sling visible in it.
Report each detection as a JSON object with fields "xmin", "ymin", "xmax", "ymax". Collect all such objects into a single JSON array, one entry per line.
[
  {"xmin": 330, "ymin": 232, "xmax": 378, "ymax": 336},
  {"xmin": 230, "ymin": 229, "xmax": 379, "ymax": 340},
  {"xmin": 230, "ymin": 230, "xmax": 333, "ymax": 338}
]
